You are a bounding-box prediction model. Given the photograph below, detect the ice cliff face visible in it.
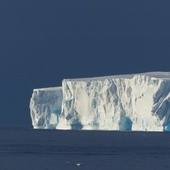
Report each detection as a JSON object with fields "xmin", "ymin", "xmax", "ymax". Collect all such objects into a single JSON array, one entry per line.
[
  {"xmin": 30, "ymin": 72, "xmax": 170, "ymax": 131},
  {"xmin": 30, "ymin": 87, "xmax": 62, "ymax": 129}
]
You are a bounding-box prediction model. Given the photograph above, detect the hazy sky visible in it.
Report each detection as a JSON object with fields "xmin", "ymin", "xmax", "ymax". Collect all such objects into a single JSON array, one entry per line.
[{"xmin": 1, "ymin": 1, "xmax": 170, "ymax": 126}]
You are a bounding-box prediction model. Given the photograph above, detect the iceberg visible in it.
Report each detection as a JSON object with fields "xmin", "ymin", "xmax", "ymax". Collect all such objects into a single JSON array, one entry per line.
[
  {"xmin": 30, "ymin": 72, "xmax": 170, "ymax": 131},
  {"xmin": 30, "ymin": 87, "xmax": 63, "ymax": 129}
]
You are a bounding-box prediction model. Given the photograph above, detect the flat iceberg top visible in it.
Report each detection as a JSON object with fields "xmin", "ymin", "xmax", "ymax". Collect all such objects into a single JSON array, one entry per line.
[
  {"xmin": 64, "ymin": 72, "xmax": 170, "ymax": 82},
  {"xmin": 33, "ymin": 86, "xmax": 62, "ymax": 92},
  {"xmin": 33, "ymin": 72, "xmax": 170, "ymax": 91}
]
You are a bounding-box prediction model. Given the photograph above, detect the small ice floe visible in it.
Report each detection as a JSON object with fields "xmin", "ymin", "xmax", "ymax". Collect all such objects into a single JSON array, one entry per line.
[{"xmin": 76, "ymin": 163, "xmax": 82, "ymax": 167}]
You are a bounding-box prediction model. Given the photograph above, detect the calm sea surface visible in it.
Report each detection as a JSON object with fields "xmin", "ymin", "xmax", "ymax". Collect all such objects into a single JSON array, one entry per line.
[{"xmin": 0, "ymin": 128, "xmax": 170, "ymax": 170}]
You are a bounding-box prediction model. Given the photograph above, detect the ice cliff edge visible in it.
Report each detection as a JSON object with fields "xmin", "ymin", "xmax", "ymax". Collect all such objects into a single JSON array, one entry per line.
[{"xmin": 30, "ymin": 72, "xmax": 170, "ymax": 131}]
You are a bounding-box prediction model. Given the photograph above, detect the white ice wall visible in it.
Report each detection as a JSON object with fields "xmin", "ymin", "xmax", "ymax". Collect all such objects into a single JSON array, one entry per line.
[
  {"xmin": 30, "ymin": 87, "xmax": 63, "ymax": 129},
  {"xmin": 30, "ymin": 72, "xmax": 170, "ymax": 131}
]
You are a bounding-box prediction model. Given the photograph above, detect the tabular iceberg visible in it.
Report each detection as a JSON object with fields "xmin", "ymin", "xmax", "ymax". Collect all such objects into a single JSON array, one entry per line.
[{"xmin": 30, "ymin": 72, "xmax": 170, "ymax": 131}]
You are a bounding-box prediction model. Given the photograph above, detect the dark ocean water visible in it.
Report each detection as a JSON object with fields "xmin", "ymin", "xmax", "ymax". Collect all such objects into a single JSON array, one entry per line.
[{"xmin": 0, "ymin": 128, "xmax": 170, "ymax": 170}]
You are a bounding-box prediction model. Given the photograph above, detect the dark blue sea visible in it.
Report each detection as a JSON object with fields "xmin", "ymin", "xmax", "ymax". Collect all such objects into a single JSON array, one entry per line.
[{"xmin": 0, "ymin": 127, "xmax": 170, "ymax": 170}]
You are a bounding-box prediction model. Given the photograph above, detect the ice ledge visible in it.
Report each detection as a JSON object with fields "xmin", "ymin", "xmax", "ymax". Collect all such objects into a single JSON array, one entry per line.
[
  {"xmin": 33, "ymin": 86, "xmax": 62, "ymax": 92},
  {"xmin": 29, "ymin": 72, "xmax": 170, "ymax": 131},
  {"xmin": 64, "ymin": 72, "xmax": 170, "ymax": 81}
]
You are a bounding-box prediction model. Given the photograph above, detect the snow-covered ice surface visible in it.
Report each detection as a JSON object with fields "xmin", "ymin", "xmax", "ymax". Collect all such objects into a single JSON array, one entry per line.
[
  {"xmin": 1, "ymin": 128, "xmax": 170, "ymax": 170},
  {"xmin": 30, "ymin": 72, "xmax": 170, "ymax": 131}
]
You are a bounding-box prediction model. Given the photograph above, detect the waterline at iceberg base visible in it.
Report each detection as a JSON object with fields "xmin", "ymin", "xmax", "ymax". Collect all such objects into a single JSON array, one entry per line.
[{"xmin": 29, "ymin": 72, "xmax": 170, "ymax": 131}]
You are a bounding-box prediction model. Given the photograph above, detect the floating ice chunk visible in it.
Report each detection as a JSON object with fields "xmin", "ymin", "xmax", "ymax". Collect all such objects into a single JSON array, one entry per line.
[
  {"xmin": 30, "ymin": 87, "xmax": 62, "ymax": 129},
  {"xmin": 30, "ymin": 72, "xmax": 170, "ymax": 131}
]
